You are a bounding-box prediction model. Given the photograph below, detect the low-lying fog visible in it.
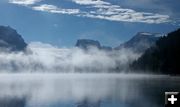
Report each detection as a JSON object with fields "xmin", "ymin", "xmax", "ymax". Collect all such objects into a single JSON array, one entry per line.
[
  {"xmin": 1, "ymin": 42, "xmax": 179, "ymax": 107},
  {"xmin": 0, "ymin": 42, "xmax": 140, "ymax": 73}
]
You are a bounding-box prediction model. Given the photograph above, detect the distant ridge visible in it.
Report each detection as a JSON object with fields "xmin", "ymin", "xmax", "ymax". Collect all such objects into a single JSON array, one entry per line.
[
  {"xmin": 75, "ymin": 32, "xmax": 160, "ymax": 53},
  {"xmin": 75, "ymin": 39, "xmax": 101, "ymax": 49},
  {"xmin": 75, "ymin": 39, "xmax": 112, "ymax": 51},
  {"xmin": 115, "ymin": 32, "xmax": 161, "ymax": 53}
]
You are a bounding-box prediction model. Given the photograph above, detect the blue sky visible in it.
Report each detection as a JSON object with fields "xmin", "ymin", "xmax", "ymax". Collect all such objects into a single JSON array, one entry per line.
[{"xmin": 0, "ymin": 0, "xmax": 179, "ymax": 47}]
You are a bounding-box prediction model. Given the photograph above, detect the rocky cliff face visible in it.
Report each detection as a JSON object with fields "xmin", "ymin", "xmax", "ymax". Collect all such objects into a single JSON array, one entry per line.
[
  {"xmin": 0, "ymin": 26, "xmax": 27, "ymax": 51},
  {"xmin": 75, "ymin": 39, "xmax": 112, "ymax": 51},
  {"xmin": 75, "ymin": 39, "xmax": 101, "ymax": 49},
  {"xmin": 115, "ymin": 32, "xmax": 161, "ymax": 53}
]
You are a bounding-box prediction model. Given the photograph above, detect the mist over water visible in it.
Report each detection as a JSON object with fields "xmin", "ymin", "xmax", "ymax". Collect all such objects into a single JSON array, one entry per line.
[
  {"xmin": 0, "ymin": 42, "xmax": 140, "ymax": 73},
  {"xmin": 0, "ymin": 74, "xmax": 179, "ymax": 107},
  {"xmin": 0, "ymin": 42, "xmax": 179, "ymax": 107}
]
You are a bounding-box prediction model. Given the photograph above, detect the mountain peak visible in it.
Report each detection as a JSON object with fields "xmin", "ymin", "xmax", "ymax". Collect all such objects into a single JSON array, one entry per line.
[
  {"xmin": 0, "ymin": 25, "xmax": 27, "ymax": 51},
  {"xmin": 115, "ymin": 32, "xmax": 160, "ymax": 53},
  {"xmin": 75, "ymin": 39, "xmax": 101, "ymax": 49}
]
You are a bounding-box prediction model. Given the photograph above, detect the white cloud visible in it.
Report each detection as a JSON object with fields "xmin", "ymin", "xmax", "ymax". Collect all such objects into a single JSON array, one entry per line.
[
  {"xmin": 72, "ymin": 0, "xmax": 170, "ymax": 24},
  {"xmin": 9, "ymin": 0, "xmax": 41, "ymax": 5},
  {"xmin": 32, "ymin": 4, "xmax": 80, "ymax": 14},
  {"xmin": 72, "ymin": 0, "xmax": 110, "ymax": 5},
  {"xmin": 9, "ymin": 0, "xmax": 172, "ymax": 24}
]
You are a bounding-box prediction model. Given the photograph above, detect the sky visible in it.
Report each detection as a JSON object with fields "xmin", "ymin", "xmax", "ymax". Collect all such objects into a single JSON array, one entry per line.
[{"xmin": 0, "ymin": 0, "xmax": 179, "ymax": 47}]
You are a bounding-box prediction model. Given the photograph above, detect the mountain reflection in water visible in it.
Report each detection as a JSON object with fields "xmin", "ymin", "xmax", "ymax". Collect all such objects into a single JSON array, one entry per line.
[{"xmin": 0, "ymin": 73, "xmax": 179, "ymax": 107}]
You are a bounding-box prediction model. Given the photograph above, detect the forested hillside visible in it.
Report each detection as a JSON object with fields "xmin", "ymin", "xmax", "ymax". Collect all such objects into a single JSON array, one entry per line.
[{"xmin": 131, "ymin": 29, "xmax": 180, "ymax": 75}]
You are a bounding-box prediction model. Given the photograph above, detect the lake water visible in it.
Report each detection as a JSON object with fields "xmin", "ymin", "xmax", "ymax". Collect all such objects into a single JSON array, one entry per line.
[{"xmin": 0, "ymin": 73, "xmax": 179, "ymax": 107}]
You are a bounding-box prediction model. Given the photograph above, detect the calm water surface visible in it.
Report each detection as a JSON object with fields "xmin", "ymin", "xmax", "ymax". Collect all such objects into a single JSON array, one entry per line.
[{"xmin": 0, "ymin": 73, "xmax": 179, "ymax": 107}]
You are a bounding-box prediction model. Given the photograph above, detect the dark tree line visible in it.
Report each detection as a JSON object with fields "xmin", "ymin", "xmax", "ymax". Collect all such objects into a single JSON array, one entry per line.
[{"xmin": 131, "ymin": 28, "xmax": 180, "ymax": 75}]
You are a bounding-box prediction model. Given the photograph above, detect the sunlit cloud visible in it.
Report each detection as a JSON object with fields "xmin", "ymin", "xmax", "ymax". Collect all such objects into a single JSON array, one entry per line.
[
  {"xmin": 72, "ymin": 0, "xmax": 110, "ymax": 5},
  {"xmin": 32, "ymin": 4, "xmax": 80, "ymax": 14},
  {"xmin": 72, "ymin": 0, "xmax": 170, "ymax": 24},
  {"xmin": 8, "ymin": 0, "xmax": 172, "ymax": 24},
  {"xmin": 9, "ymin": 0, "xmax": 41, "ymax": 5}
]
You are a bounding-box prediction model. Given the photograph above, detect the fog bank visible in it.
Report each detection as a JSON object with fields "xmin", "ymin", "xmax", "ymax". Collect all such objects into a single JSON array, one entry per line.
[{"xmin": 0, "ymin": 42, "xmax": 140, "ymax": 73}]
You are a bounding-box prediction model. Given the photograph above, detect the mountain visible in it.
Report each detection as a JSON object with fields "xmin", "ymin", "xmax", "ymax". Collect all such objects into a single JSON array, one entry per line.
[
  {"xmin": 101, "ymin": 46, "xmax": 112, "ymax": 51},
  {"xmin": 75, "ymin": 39, "xmax": 112, "ymax": 51},
  {"xmin": 75, "ymin": 39, "xmax": 101, "ymax": 50},
  {"xmin": 0, "ymin": 26, "xmax": 27, "ymax": 51},
  {"xmin": 130, "ymin": 28, "xmax": 180, "ymax": 75},
  {"xmin": 115, "ymin": 32, "xmax": 161, "ymax": 53},
  {"xmin": 0, "ymin": 97, "xmax": 26, "ymax": 107},
  {"xmin": 77, "ymin": 100, "xmax": 100, "ymax": 107},
  {"xmin": 75, "ymin": 32, "xmax": 160, "ymax": 53}
]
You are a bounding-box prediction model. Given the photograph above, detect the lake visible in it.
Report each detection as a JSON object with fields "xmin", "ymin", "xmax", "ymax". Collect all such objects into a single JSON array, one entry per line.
[{"xmin": 0, "ymin": 73, "xmax": 179, "ymax": 107}]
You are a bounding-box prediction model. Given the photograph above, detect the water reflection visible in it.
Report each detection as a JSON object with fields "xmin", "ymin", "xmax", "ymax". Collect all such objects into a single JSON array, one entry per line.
[{"xmin": 0, "ymin": 73, "xmax": 179, "ymax": 107}]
